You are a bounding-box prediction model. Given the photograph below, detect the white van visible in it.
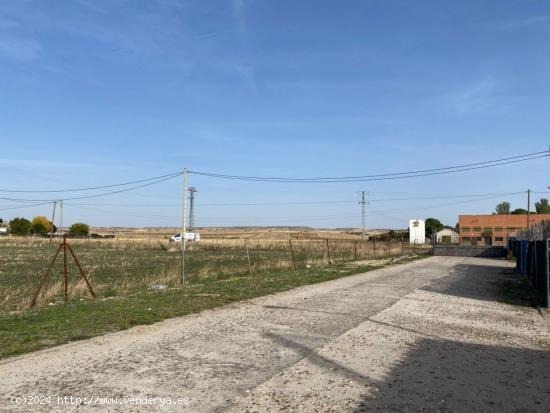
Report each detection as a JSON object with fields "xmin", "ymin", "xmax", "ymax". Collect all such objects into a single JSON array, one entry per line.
[{"xmin": 170, "ymin": 232, "xmax": 200, "ymax": 242}]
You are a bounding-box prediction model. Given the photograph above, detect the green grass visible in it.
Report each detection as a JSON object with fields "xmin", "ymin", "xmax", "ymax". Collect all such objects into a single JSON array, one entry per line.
[{"xmin": 0, "ymin": 238, "xmax": 427, "ymax": 359}]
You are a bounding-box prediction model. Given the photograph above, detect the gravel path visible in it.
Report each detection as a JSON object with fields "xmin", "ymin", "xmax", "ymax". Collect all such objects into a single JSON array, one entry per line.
[{"xmin": 1, "ymin": 256, "xmax": 548, "ymax": 412}]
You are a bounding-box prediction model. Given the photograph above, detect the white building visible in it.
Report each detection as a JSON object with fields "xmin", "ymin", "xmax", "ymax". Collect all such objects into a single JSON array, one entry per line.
[
  {"xmin": 409, "ymin": 219, "xmax": 425, "ymax": 244},
  {"xmin": 435, "ymin": 228, "xmax": 459, "ymax": 244}
]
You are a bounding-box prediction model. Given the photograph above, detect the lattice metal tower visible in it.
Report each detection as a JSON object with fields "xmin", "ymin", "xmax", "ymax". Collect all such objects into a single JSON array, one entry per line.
[{"xmin": 188, "ymin": 187, "xmax": 197, "ymax": 232}]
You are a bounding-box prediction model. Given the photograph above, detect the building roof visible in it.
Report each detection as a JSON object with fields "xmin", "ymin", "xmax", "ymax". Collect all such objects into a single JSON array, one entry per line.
[
  {"xmin": 460, "ymin": 214, "xmax": 550, "ymax": 225},
  {"xmin": 435, "ymin": 228, "xmax": 458, "ymax": 235}
]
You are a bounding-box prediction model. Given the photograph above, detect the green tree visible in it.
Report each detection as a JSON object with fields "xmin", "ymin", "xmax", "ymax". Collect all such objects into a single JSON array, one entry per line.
[
  {"xmin": 31, "ymin": 216, "xmax": 52, "ymax": 233},
  {"xmin": 511, "ymin": 208, "xmax": 528, "ymax": 215},
  {"xmin": 69, "ymin": 223, "xmax": 90, "ymax": 237},
  {"xmin": 425, "ymin": 218, "xmax": 444, "ymax": 236},
  {"xmin": 495, "ymin": 201, "xmax": 511, "ymax": 215},
  {"xmin": 9, "ymin": 217, "xmax": 32, "ymax": 236},
  {"xmin": 535, "ymin": 198, "xmax": 550, "ymax": 214},
  {"xmin": 31, "ymin": 221, "xmax": 48, "ymax": 235}
]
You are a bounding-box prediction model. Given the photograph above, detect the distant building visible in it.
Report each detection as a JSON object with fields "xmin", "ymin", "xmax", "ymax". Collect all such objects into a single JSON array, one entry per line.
[
  {"xmin": 435, "ymin": 228, "xmax": 459, "ymax": 244},
  {"xmin": 0, "ymin": 220, "xmax": 7, "ymax": 235},
  {"xmin": 409, "ymin": 219, "xmax": 425, "ymax": 244},
  {"xmin": 459, "ymin": 214, "xmax": 550, "ymax": 246}
]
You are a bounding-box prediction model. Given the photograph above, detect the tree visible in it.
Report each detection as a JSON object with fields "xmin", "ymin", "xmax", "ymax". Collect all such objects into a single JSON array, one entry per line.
[
  {"xmin": 31, "ymin": 221, "xmax": 48, "ymax": 235},
  {"xmin": 425, "ymin": 218, "xmax": 444, "ymax": 236},
  {"xmin": 535, "ymin": 198, "xmax": 550, "ymax": 214},
  {"xmin": 511, "ymin": 208, "xmax": 528, "ymax": 215},
  {"xmin": 9, "ymin": 217, "xmax": 32, "ymax": 236},
  {"xmin": 495, "ymin": 201, "xmax": 511, "ymax": 215},
  {"xmin": 69, "ymin": 223, "xmax": 90, "ymax": 237},
  {"xmin": 31, "ymin": 216, "xmax": 53, "ymax": 233}
]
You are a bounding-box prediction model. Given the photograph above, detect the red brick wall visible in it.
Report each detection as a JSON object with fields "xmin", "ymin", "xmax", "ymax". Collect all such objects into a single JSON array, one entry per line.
[{"xmin": 459, "ymin": 214, "xmax": 550, "ymax": 246}]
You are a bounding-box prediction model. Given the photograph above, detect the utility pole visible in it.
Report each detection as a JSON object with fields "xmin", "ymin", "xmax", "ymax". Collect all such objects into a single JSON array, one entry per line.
[
  {"xmin": 59, "ymin": 200, "xmax": 64, "ymax": 236},
  {"xmin": 188, "ymin": 187, "xmax": 197, "ymax": 233},
  {"xmin": 527, "ymin": 189, "xmax": 531, "ymax": 230},
  {"xmin": 359, "ymin": 191, "xmax": 369, "ymax": 239},
  {"xmin": 181, "ymin": 168, "xmax": 188, "ymax": 285},
  {"xmin": 50, "ymin": 201, "xmax": 57, "ymax": 244}
]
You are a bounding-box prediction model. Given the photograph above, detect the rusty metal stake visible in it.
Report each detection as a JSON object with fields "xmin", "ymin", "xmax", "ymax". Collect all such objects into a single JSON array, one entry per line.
[
  {"xmin": 66, "ymin": 242, "xmax": 96, "ymax": 298},
  {"xmin": 30, "ymin": 235, "xmax": 96, "ymax": 307},
  {"xmin": 30, "ymin": 243, "xmax": 64, "ymax": 307}
]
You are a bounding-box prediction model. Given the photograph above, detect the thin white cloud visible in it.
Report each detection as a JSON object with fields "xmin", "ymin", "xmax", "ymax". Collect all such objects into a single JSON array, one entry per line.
[
  {"xmin": 0, "ymin": 38, "xmax": 41, "ymax": 62},
  {"xmin": 442, "ymin": 77, "xmax": 496, "ymax": 115},
  {"xmin": 73, "ymin": 0, "xmax": 109, "ymax": 15},
  {"xmin": 0, "ymin": 158, "xmax": 100, "ymax": 170},
  {"xmin": 0, "ymin": 19, "xmax": 20, "ymax": 29},
  {"xmin": 500, "ymin": 14, "xmax": 550, "ymax": 30},
  {"xmin": 232, "ymin": 63, "xmax": 257, "ymax": 91},
  {"xmin": 232, "ymin": 0, "xmax": 246, "ymax": 34}
]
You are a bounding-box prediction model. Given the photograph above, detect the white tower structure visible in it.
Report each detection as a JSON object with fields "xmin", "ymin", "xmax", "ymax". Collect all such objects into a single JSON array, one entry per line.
[{"xmin": 409, "ymin": 219, "xmax": 425, "ymax": 245}]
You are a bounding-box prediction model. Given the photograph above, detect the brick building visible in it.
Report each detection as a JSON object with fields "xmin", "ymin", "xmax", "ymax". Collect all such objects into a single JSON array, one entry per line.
[{"xmin": 459, "ymin": 214, "xmax": 550, "ymax": 246}]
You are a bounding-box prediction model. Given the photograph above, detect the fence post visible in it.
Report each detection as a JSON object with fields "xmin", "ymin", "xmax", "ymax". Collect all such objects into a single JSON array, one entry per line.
[
  {"xmin": 245, "ymin": 239, "xmax": 252, "ymax": 275},
  {"xmin": 353, "ymin": 241, "xmax": 357, "ymax": 261},
  {"xmin": 372, "ymin": 239, "xmax": 376, "ymax": 258},
  {"xmin": 289, "ymin": 239, "xmax": 296, "ymax": 271},
  {"xmin": 325, "ymin": 239, "xmax": 331, "ymax": 264}
]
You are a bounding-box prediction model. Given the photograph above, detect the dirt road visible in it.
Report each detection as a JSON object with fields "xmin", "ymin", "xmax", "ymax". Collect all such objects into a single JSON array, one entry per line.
[{"xmin": 1, "ymin": 257, "xmax": 549, "ymax": 412}]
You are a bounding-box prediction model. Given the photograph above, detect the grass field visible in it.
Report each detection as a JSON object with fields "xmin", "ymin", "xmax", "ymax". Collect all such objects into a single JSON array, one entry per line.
[{"xmin": 0, "ymin": 236, "xmax": 429, "ymax": 358}]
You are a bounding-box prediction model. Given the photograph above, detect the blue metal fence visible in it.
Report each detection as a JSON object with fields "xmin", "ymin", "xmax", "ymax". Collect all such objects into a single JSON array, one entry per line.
[{"xmin": 509, "ymin": 239, "xmax": 550, "ymax": 308}]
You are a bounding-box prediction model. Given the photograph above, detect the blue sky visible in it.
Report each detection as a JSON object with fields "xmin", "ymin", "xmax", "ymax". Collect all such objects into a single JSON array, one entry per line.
[{"xmin": 0, "ymin": 0, "xmax": 549, "ymax": 229}]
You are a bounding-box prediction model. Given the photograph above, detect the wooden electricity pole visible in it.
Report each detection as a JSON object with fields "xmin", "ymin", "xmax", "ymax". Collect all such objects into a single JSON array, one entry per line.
[
  {"xmin": 59, "ymin": 200, "xmax": 63, "ymax": 236},
  {"xmin": 50, "ymin": 201, "xmax": 57, "ymax": 244}
]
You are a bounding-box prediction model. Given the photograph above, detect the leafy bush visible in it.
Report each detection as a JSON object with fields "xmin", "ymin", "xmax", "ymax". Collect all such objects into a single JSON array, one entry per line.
[
  {"xmin": 9, "ymin": 218, "xmax": 32, "ymax": 236},
  {"xmin": 69, "ymin": 223, "xmax": 90, "ymax": 237}
]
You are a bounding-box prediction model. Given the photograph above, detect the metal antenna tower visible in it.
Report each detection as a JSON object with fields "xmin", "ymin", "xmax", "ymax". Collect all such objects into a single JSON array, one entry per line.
[{"xmin": 188, "ymin": 187, "xmax": 197, "ymax": 232}]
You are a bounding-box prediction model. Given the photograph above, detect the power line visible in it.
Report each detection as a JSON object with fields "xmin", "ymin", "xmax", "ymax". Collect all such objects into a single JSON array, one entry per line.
[
  {"xmin": 197, "ymin": 193, "xmax": 526, "ymax": 223},
  {"xmin": 0, "ymin": 171, "xmax": 182, "ymax": 193},
  {"xmin": 0, "ymin": 202, "xmax": 54, "ymax": 211},
  {"xmin": 0, "ymin": 174, "xmax": 181, "ymax": 203},
  {"xmin": 46, "ymin": 191, "xmax": 527, "ymax": 227},
  {"xmin": 67, "ymin": 204, "xmax": 180, "ymax": 220},
  {"xmin": 368, "ymin": 191, "xmax": 526, "ymax": 202},
  {"xmin": 189, "ymin": 150, "xmax": 548, "ymax": 182},
  {"xmin": 59, "ymin": 190, "xmax": 530, "ymax": 208}
]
